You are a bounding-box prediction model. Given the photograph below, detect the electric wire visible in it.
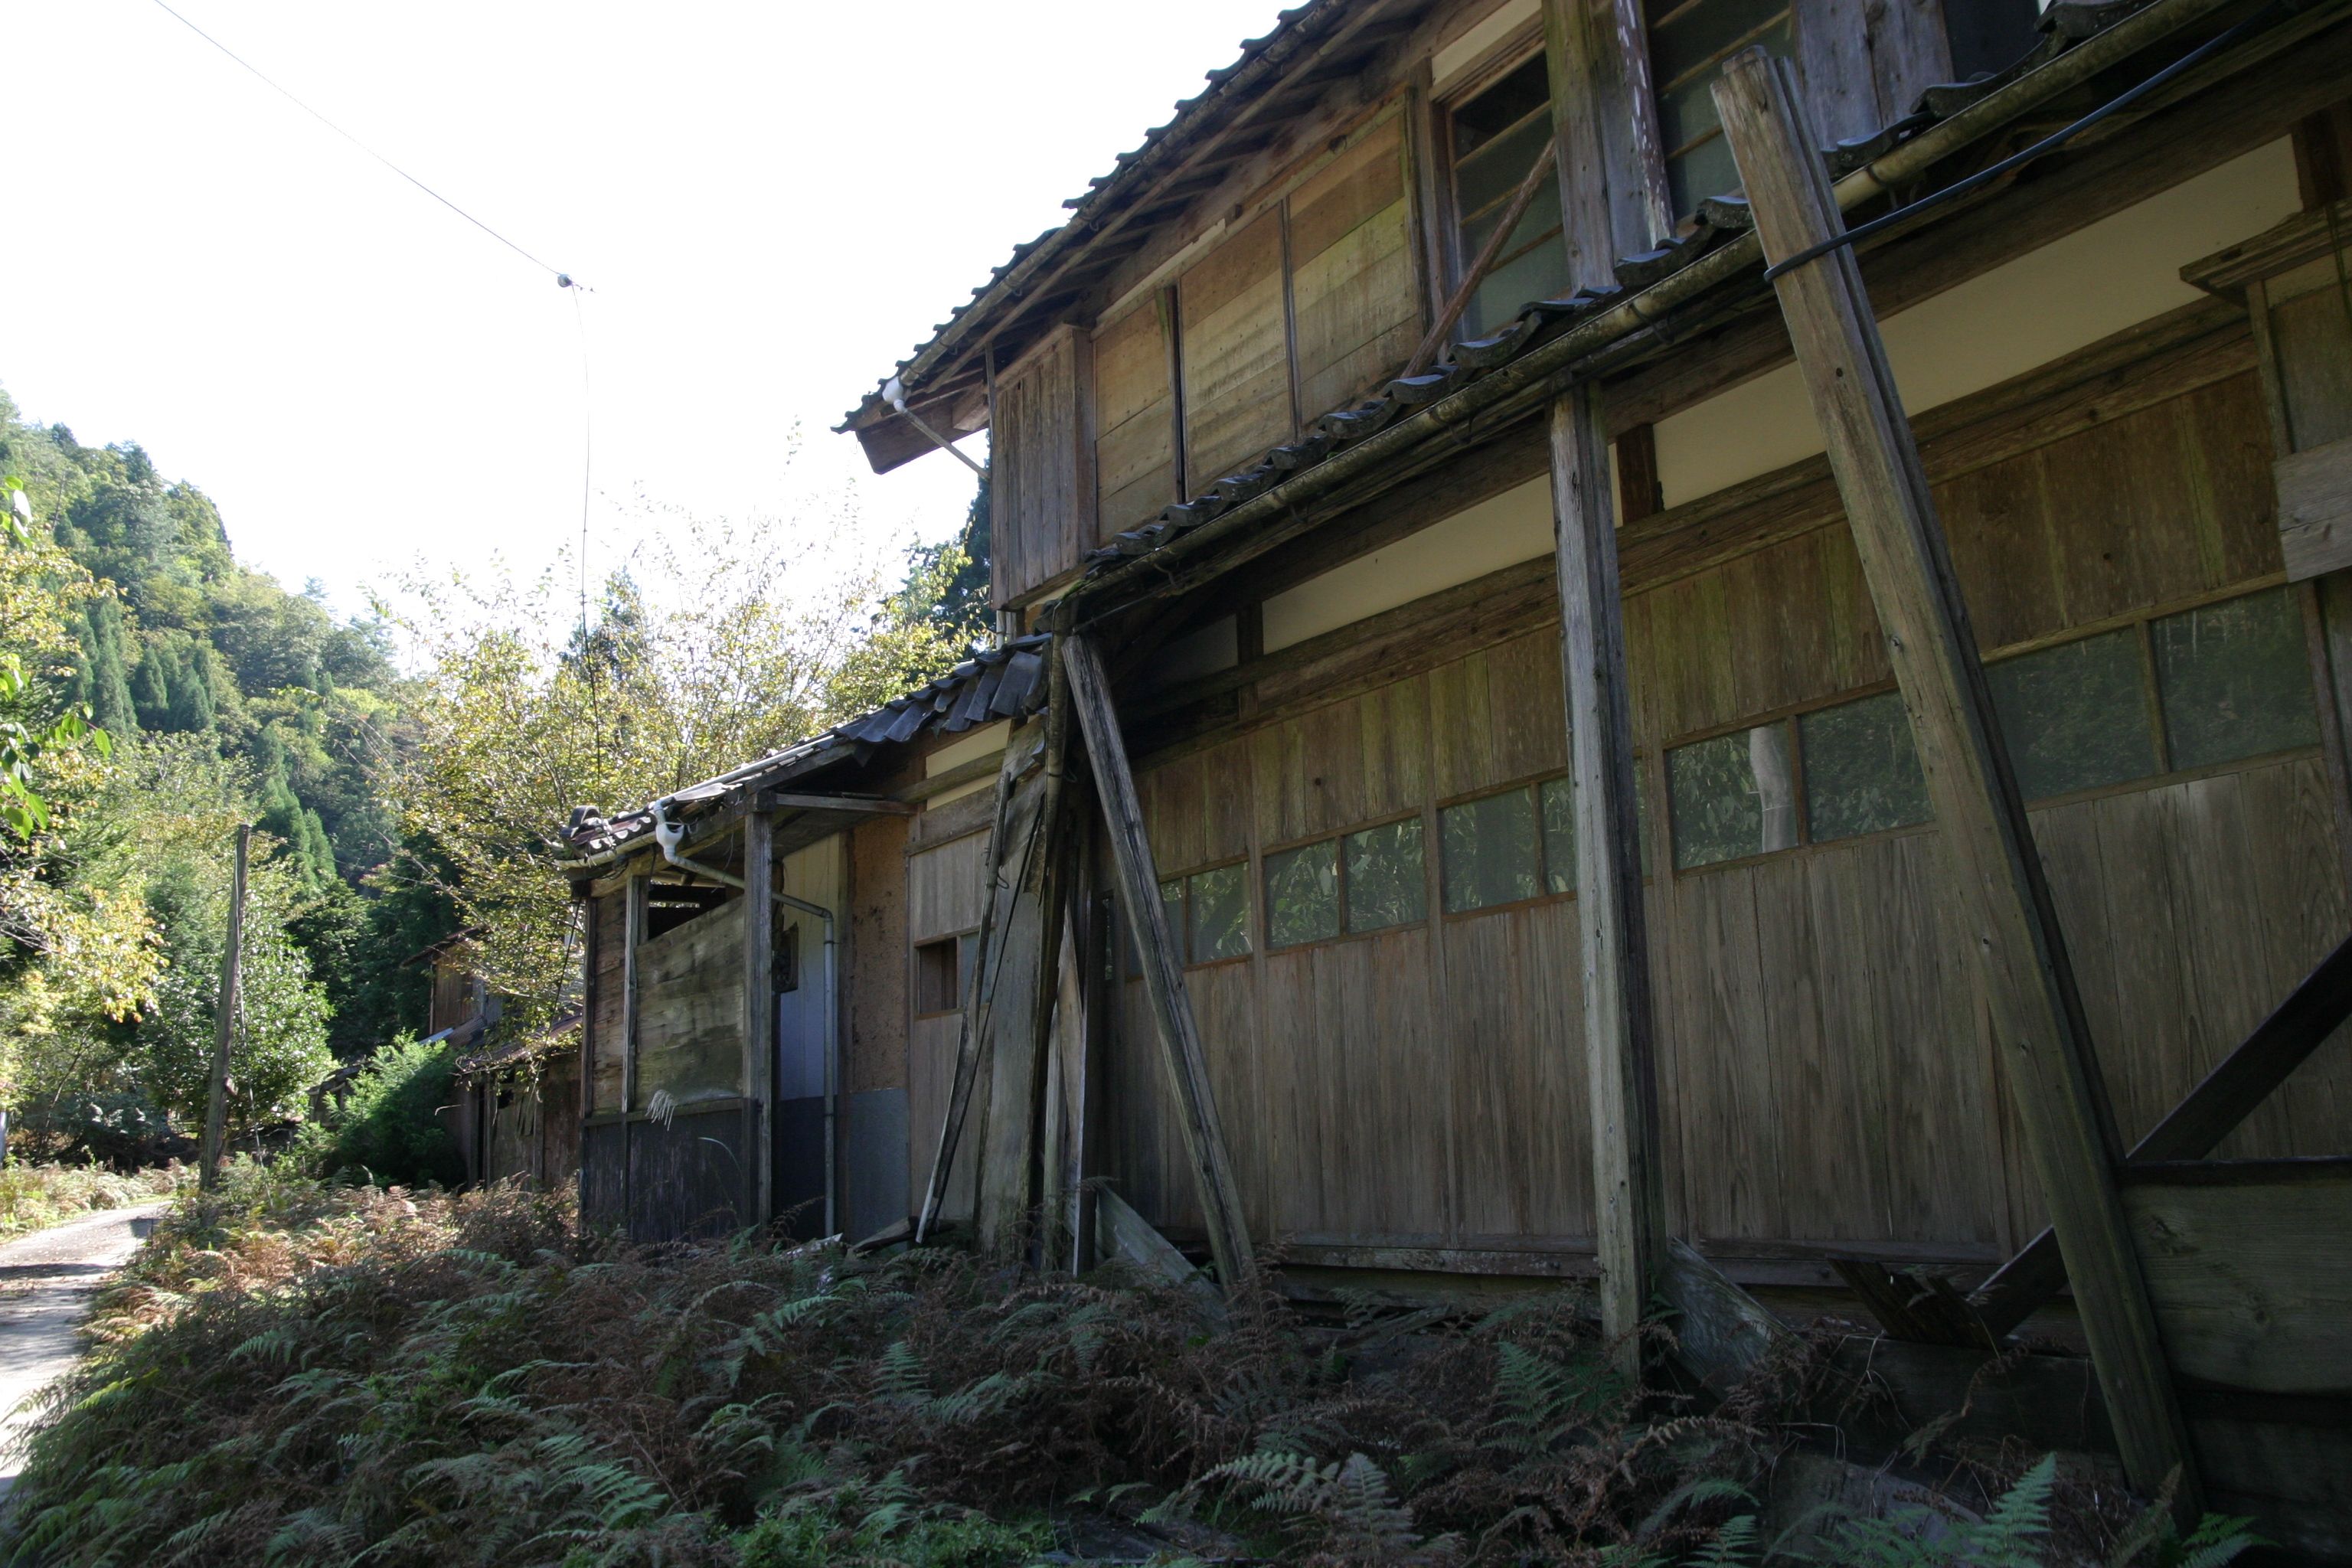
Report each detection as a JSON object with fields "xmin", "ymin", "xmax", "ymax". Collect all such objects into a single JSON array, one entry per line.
[
  {"xmin": 1760, "ymin": 2, "xmax": 2285, "ymax": 283},
  {"xmin": 147, "ymin": 0, "xmax": 567, "ymax": 282}
]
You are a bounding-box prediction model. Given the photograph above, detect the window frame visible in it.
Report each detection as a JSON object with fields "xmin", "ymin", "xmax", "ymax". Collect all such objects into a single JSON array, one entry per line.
[
  {"xmin": 911, "ymin": 929, "xmax": 978, "ymax": 1021},
  {"xmin": 1432, "ymin": 41, "xmax": 1570, "ymax": 341},
  {"xmin": 1641, "ymin": 0, "xmax": 1796, "ymax": 225},
  {"xmin": 1257, "ymin": 805, "xmax": 1438, "ymax": 954},
  {"xmin": 1155, "ymin": 856, "xmax": 1257, "ymax": 971}
]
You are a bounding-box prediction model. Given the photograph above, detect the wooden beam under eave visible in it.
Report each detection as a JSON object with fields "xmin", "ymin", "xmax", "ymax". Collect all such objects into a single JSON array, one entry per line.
[
  {"xmin": 1713, "ymin": 49, "xmax": 2198, "ymax": 1511},
  {"xmin": 1061, "ymin": 632, "xmax": 1255, "ymax": 1294}
]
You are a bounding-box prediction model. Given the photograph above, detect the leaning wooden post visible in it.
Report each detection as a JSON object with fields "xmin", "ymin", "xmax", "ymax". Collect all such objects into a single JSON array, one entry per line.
[
  {"xmin": 200, "ymin": 822, "xmax": 250, "ymax": 1194},
  {"xmin": 1713, "ymin": 50, "xmax": 2198, "ymax": 1507},
  {"xmin": 1060, "ymin": 632, "xmax": 1255, "ymax": 1293},
  {"xmin": 742, "ymin": 808, "xmax": 776, "ymax": 1230},
  {"xmin": 1548, "ymin": 383, "xmax": 1667, "ymax": 1380}
]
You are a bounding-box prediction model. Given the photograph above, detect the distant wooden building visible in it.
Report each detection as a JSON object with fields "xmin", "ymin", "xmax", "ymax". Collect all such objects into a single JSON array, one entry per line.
[
  {"xmin": 573, "ymin": 1, "xmax": 2352, "ymax": 1550},
  {"xmin": 410, "ymin": 929, "xmax": 583, "ymax": 1189}
]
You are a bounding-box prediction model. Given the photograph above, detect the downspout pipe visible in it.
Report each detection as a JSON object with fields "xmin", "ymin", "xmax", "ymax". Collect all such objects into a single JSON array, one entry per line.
[{"xmin": 650, "ymin": 802, "xmax": 844, "ymax": 1239}]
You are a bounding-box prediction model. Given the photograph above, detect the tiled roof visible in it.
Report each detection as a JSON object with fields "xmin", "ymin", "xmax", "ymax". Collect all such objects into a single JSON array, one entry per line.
[
  {"xmin": 561, "ymin": 635, "xmax": 1052, "ymax": 862},
  {"xmin": 1063, "ymin": 0, "xmax": 2184, "ymax": 587}
]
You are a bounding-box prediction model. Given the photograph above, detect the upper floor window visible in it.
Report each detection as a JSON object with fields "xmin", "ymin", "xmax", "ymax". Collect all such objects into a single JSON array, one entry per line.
[
  {"xmin": 1445, "ymin": 53, "xmax": 1571, "ymax": 338},
  {"xmin": 1645, "ymin": 0, "xmax": 1793, "ymax": 220}
]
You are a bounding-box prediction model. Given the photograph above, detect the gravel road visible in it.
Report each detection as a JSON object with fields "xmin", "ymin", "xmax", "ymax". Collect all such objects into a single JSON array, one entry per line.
[{"xmin": 0, "ymin": 1203, "xmax": 167, "ymax": 1504}]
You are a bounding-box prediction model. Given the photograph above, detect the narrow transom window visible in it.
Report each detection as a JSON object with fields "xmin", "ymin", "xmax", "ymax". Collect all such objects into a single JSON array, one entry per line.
[
  {"xmin": 1799, "ymin": 691, "xmax": 1930, "ymax": 843},
  {"xmin": 1344, "ymin": 818, "xmax": 1428, "ymax": 933},
  {"xmin": 1441, "ymin": 786, "xmax": 1540, "ymax": 913},
  {"xmin": 1986, "ymin": 628, "xmax": 2156, "ymax": 801}
]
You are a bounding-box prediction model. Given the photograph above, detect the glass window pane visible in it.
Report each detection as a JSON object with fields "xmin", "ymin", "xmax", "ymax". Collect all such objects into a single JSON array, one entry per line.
[
  {"xmin": 1442, "ymin": 789, "xmax": 1539, "ymax": 913},
  {"xmin": 1187, "ymin": 864, "xmax": 1251, "ymax": 962},
  {"xmin": 1985, "ymin": 629, "xmax": 2156, "ymax": 800},
  {"xmin": 1345, "ymin": 818, "xmax": 1427, "ymax": 933},
  {"xmin": 1647, "ymin": 3, "xmax": 1790, "ymax": 215},
  {"xmin": 1799, "ymin": 691, "xmax": 1931, "ymax": 843},
  {"xmin": 1451, "ymin": 54, "xmax": 1550, "ymax": 155},
  {"xmin": 1648, "ymin": 0, "xmax": 1792, "ymax": 90},
  {"xmin": 1266, "ymin": 839, "xmax": 1340, "ymax": 949},
  {"xmin": 1468, "ymin": 226, "xmax": 1571, "ymax": 337},
  {"xmin": 1667, "ymin": 721, "xmax": 1798, "ymax": 871},
  {"xmin": 1457, "ymin": 110, "xmax": 1554, "ymax": 219},
  {"xmin": 1540, "ymin": 776, "xmax": 1576, "ymax": 894},
  {"xmin": 2153, "ymin": 586, "xmax": 2319, "ymax": 769},
  {"xmin": 1158, "ymin": 878, "xmax": 1185, "ymax": 962}
]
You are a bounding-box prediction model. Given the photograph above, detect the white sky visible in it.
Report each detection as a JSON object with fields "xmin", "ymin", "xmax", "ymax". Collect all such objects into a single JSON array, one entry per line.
[{"xmin": 2, "ymin": 1, "xmax": 1286, "ymax": 623}]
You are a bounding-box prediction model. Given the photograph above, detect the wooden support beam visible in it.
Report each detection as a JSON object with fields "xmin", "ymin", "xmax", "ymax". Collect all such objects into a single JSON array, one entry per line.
[
  {"xmin": 1660, "ymin": 1240, "xmax": 1797, "ymax": 1398},
  {"xmin": 1062, "ymin": 632, "xmax": 1255, "ymax": 1293},
  {"xmin": 741, "ymin": 809, "xmax": 776, "ymax": 1228},
  {"xmin": 1544, "ymin": 0, "xmax": 1670, "ymax": 279},
  {"xmin": 1972, "ymin": 929, "xmax": 2352, "ymax": 1336},
  {"xmin": 1549, "ymin": 381, "xmax": 1666, "ymax": 1383},
  {"xmin": 915, "ymin": 731, "xmax": 1040, "ymax": 1242},
  {"xmin": 974, "ymin": 656, "xmax": 1077, "ymax": 1260},
  {"xmin": 1714, "ymin": 49, "xmax": 2197, "ymax": 1508}
]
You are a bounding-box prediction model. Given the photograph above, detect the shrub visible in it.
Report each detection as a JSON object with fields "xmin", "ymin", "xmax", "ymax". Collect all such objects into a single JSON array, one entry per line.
[{"xmin": 315, "ymin": 1032, "xmax": 463, "ymax": 1187}]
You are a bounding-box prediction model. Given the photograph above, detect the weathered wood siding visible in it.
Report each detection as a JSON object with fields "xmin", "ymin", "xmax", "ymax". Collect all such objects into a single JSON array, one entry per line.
[
  {"xmin": 587, "ymin": 888, "xmax": 627, "ymax": 1112},
  {"xmin": 1287, "ymin": 115, "xmax": 1418, "ymax": 422},
  {"xmin": 629, "ymin": 1104, "xmax": 746, "ymax": 1240},
  {"xmin": 1097, "ymin": 343, "xmax": 2352, "ymax": 1266},
  {"xmin": 1093, "ymin": 296, "xmax": 1180, "ymax": 541},
  {"xmin": 1182, "ymin": 211, "xmax": 1293, "ymax": 487},
  {"xmin": 848, "ymin": 813, "xmax": 912, "ymax": 1096},
  {"xmin": 633, "ymin": 896, "xmax": 746, "ymax": 1108},
  {"xmin": 991, "ymin": 326, "xmax": 1095, "ymax": 606}
]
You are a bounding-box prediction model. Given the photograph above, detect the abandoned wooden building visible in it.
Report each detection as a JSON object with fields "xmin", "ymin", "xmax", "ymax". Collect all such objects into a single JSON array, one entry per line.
[
  {"xmin": 564, "ymin": 0, "xmax": 2352, "ymax": 1552},
  {"xmin": 408, "ymin": 928, "xmax": 585, "ymax": 1187}
]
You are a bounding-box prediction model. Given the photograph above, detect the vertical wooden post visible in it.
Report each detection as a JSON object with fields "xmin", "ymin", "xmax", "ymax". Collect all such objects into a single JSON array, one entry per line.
[
  {"xmin": 742, "ymin": 811, "xmax": 776, "ymax": 1229},
  {"xmin": 1062, "ymin": 632, "xmax": 1255, "ymax": 1292},
  {"xmin": 1713, "ymin": 49, "xmax": 2198, "ymax": 1507},
  {"xmin": 1544, "ymin": 0, "xmax": 1669, "ymax": 280},
  {"xmin": 1549, "ymin": 384, "xmax": 1666, "ymax": 1378},
  {"xmin": 200, "ymin": 822, "xmax": 250, "ymax": 1194}
]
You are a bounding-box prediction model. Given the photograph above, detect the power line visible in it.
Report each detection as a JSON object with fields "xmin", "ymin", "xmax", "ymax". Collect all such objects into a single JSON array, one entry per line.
[{"xmin": 147, "ymin": 0, "xmax": 569, "ymax": 282}]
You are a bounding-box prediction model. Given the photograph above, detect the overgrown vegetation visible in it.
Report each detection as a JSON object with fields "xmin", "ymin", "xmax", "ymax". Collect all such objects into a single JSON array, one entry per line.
[
  {"xmin": 0, "ymin": 1158, "xmax": 181, "ymax": 1240},
  {"xmin": 302, "ymin": 1033, "xmax": 465, "ymax": 1188},
  {"xmin": 2, "ymin": 1170, "xmax": 2259, "ymax": 1567},
  {"xmin": 1, "ymin": 381, "xmax": 988, "ymax": 1153}
]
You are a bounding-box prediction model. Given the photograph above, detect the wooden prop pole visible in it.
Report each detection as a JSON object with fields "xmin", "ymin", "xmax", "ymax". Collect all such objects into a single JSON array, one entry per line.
[
  {"xmin": 1548, "ymin": 382, "xmax": 1666, "ymax": 1380},
  {"xmin": 200, "ymin": 822, "xmax": 250, "ymax": 1193},
  {"xmin": 1713, "ymin": 48, "xmax": 2197, "ymax": 1507},
  {"xmin": 1061, "ymin": 632, "xmax": 1255, "ymax": 1292}
]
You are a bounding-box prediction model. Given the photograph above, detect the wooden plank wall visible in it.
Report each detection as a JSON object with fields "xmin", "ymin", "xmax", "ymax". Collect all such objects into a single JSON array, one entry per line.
[
  {"xmin": 992, "ymin": 325, "xmax": 1096, "ymax": 606},
  {"xmin": 587, "ymin": 889, "xmax": 627, "ymax": 1113},
  {"xmin": 1288, "ymin": 116, "xmax": 1417, "ymax": 424},
  {"xmin": 1093, "ymin": 296, "xmax": 1179, "ymax": 541},
  {"xmin": 848, "ymin": 813, "xmax": 912, "ymax": 1096},
  {"xmin": 1097, "ymin": 361, "xmax": 2352, "ymax": 1265},
  {"xmin": 632, "ymin": 895, "xmax": 746, "ymax": 1107},
  {"xmin": 1181, "ymin": 210, "xmax": 1292, "ymax": 488}
]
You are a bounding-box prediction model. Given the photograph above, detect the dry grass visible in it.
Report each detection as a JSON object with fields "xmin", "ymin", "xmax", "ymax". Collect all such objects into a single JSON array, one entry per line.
[
  {"xmin": 1, "ymin": 1165, "xmax": 2245, "ymax": 1568},
  {"xmin": 0, "ymin": 1159, "xmax": 183, "ymax": 1241}
]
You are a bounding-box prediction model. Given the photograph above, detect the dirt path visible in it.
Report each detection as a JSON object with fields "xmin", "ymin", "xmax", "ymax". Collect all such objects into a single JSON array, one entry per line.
[{"xmin": 0, "ymin": 1203, "xmax": 168, "ymax": 1504}]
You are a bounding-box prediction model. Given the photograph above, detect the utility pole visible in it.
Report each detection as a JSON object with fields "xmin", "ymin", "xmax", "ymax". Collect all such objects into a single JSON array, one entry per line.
[{"xmin": 200, "ymin": 823, "xmax": 250, "ymax": 1194}]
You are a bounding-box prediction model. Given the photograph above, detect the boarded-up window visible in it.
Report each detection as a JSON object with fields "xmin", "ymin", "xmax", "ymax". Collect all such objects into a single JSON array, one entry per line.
[
  {"xmin": 1986, "ymin": 629, "xmax": 2154, "ymax": 801},
  {"xmin": 2153, "ymin": 586, "xmax": 2320, "ymax": 770},
  {"xmin": 1288, "ymin": 116, "xmax": 1417, "ymax": 416},
  {"xmin": 1181, "ymin": 210, "xmax": 1292, "ymax": 485},
  {"xmin": 632, "ymin": 895, "xmax": 745, "ymax": 1109},
  {"xmin": 1799, "ymin": 690, "xmax": 1930, "ymax": 843},
  {"xmin": 991, "ymin": 325, "xmax": 1096, "ymax": 606},
  {"xmin": 1093, "ymin": 296, "xmax": 1179, "ymax": 541}
]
